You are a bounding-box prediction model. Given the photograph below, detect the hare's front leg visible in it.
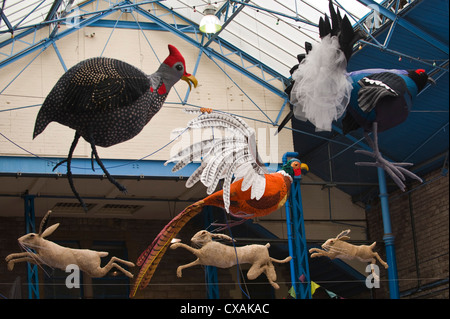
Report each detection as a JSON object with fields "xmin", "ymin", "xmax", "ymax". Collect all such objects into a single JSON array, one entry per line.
[
  {"xmin": 308, "ymin": 248, "xmax": 329, "ymax": 258},
  {"xmin": 170, "ymin": 243, "xmax": 198, "ymax": 255},
  {"xmin": 5, "ymin": 252, "xmax": 40, "ymax": 271}
]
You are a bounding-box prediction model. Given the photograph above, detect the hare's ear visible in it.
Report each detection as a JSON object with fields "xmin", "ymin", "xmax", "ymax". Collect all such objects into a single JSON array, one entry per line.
[
  {"xmin": 38, "ymin": 210, "xmax": 52, "ymax": 236},
  {"xmin": 41, "ymin": 223, "xmax": 59, "ymax": 238},
  {"xmin": 212, "ymin": 233, "xmax": 235, "ymax": 242},
  {"xmin": 337, "ymin": 229, "xmax": 351, "ymax": 240}
]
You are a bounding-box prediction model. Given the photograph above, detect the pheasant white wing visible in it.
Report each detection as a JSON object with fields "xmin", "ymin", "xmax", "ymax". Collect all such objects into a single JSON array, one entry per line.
[{"xmin": 166, "ymin": 111, "xmax": 269, "ymax": 213}]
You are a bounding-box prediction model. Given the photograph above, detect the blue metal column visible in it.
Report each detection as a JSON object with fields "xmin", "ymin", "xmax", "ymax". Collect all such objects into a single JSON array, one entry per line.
[
  {"xmin": 23, "ymin": 194, "xmax": 40, "ymax": 299},
  {"xmin": 203, "ymin": 206, "xmax": 220, "ymax": 299},
  {"xmin": 283, "ymin": 152, "xmax": 311, "ymax": 299},
  {"xmin": 377, "ymin": 167, "xmax": 400, "ymax": 299}
]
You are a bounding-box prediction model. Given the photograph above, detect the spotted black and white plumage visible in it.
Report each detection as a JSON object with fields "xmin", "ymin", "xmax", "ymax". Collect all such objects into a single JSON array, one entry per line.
[
  {"xmin": 33, "ymin": 45, "xmax": 197, "ymax": 210},
  {"xmin": 34, "ymin": 57, "xmax": 159, "ymax": 147}
]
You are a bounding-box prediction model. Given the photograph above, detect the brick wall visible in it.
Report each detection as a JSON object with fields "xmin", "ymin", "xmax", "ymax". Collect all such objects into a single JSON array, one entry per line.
[
  {"xmin": 0, "ymin": 214, "xmax": 232, "ymax": 299},
  {"xmin": 366, "ymin": 168, "xmax": 449, "ymax": 299},
  {"xmin": 1, "ymin": 212, "xmax": 295, "ymax": 299}
]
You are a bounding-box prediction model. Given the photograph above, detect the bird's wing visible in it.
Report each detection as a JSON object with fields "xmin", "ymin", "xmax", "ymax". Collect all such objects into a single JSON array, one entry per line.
[
  {"xmin": 165, "ymin": 110, "xmax": 269, "ymax": 213},
  {"xmin": 57, "ymin": 57, "xmax": 151, "ymax": 113},
  {"xmin": 357, "ymin": 72, "xmax": 406, "ymax": 113}
]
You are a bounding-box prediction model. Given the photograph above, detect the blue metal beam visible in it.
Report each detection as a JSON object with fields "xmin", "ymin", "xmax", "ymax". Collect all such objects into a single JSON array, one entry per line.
[
  {"xmin": 230, "ymin": 0, "xmax": 318, "ymax": 27},
  {"xmin": 134, "ymin": 5, "xmax": 287, "ymax": 99},
  {"xmin": 45, "ymin": 0, "xmax": 65, "ymax": 21},
  {"xmin": 0, "ymin": 5, "xmax": 118, "ymax": 69},
  {"xmin": 203, "ymin": 0, "xmax": 249, "ymax": 48},
  {"xmin": 377, "ymin": 167, "xmax": 400, "ymax": 299},
  {"xmin": 14, "ymin": 0, "xmax": 47, "ymax": 31},
  {"xmin": 283, "ymin": 152, "xmax": 311, "ymax": 299},
  {"xmin": 0, "ymin": 156, "xmax": 200, "ymax": 178},
  {"xmin": 24, "ymin": 195, "xmax": 40, "ymax": 299},
  {"xmin": 357, "ymin": 0, "xmax": 449, "ymax": 55},
  {"xmin": 0, "ymin": 1, "xmax": 161, "ymax": 68},
  {"xmin": 1, "ymin": 0, "xmax": 288, "ymax": 102},
  {"xmin": 0, "ymin": 9, "xmax": 13, "ymax": 34}
]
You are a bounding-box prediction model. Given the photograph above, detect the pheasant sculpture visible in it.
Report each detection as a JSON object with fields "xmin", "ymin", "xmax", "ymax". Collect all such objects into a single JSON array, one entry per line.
[
  {"xmin": 33, "ymin": 45, "xmax": 198, "ymax": 210},
  {"xmin": 130, "ymin": 110, "xmax": 308, "ymax": 297}
]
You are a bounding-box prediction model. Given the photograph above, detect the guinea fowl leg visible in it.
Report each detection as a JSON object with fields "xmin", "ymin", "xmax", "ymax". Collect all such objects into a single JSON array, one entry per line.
[
  {"xmin": 354, "ymin": 122, "xmax": 423, "ymax": 191},
  {"xmin": 87, "ymin": 133, "xmax": 127, "ymax": 194},
  {"xmin": 65, "ymin": 133, "xmax": 88, "ymax": 210}
]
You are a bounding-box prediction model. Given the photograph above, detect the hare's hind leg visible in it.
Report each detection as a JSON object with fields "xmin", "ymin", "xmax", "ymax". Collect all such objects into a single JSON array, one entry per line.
[
  {"xmin": 373, "ymin": 252, "xmax": 388, "ymax": 269},
  {"xmin": 176, "ymin": 258, "xmax": 201, "ymax": 278},
  {"xmin": 90, "ymin": 256, "xmax": 134, "ymax": 278}
]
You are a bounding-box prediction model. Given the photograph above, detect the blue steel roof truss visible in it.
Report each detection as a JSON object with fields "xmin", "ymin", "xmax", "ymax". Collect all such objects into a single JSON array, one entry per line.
[{"xmin": 0, "ymin": 0, "xmax": 448, "ymax": 204}]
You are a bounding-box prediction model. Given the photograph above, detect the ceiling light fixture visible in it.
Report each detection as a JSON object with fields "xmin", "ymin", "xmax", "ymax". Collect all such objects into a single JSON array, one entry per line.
[{"xmin": 199, "ymin": 3, "xmax": 222, "ymax": 34}]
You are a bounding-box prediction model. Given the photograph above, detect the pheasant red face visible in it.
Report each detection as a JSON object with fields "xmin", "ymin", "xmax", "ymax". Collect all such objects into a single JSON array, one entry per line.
[
  {"xmin": 415, "ymin": 69, "xmax": 425, "ymax": 75},
  {"xmin": 290, "ymin": 160, "xmax": 309, "ymax": 176}
]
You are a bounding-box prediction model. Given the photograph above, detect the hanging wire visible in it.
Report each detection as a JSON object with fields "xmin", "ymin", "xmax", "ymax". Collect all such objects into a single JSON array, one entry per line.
[
  {"xmin": 99, "ymin": 10, "xmax": 124, "ymax": 57},
  {"xmin": 223, "ymin": 213, "xmax": 251, "ymax": 299}
]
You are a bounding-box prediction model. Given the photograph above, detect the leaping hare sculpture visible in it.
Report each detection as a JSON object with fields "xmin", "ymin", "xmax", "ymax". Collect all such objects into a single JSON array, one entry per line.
[
  {"xmin": 5, "ymin": 210, "xmax": 135, "ymax": 278},
  {"xmin": 170, "ymin": 230, "xmax": 292, "ymax": 289}
]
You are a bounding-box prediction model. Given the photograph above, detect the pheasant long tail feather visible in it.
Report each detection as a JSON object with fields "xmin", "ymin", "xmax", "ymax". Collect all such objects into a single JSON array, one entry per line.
[{"xmin": 130, "ymin": 200, "xmax": 205, "ymax": 298}]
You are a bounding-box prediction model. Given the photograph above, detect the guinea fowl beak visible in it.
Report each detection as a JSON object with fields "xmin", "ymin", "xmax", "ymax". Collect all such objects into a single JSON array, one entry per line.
[{"xmin": 182, "ymin": 73, "xmax": 198, "ymax": 90}]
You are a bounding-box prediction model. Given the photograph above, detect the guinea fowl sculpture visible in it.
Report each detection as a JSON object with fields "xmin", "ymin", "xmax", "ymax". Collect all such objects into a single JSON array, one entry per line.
[
  {"xmin": 33, "ymin": 45, "xmax": 198, "ymax": 210},
  {"xmin": 130, "ymin": 110, "xmax": 308, "ymax": 297},
  {"xmin": 277, "ymin": 1, "xmax": 435, "ymax": 191}
]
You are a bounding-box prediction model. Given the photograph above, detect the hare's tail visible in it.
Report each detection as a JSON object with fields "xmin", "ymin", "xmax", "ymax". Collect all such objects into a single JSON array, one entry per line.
[{"xmin": 270, "ymin": 256, "xmax": 292, "ymax": 264}]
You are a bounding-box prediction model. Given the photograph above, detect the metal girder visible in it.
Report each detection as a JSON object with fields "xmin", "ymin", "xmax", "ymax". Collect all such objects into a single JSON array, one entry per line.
[
  {"xmin": 203, "ymin": 0, "xmax": 249, "ymax": 48},
  {"xmin": 0, "ymin": 1, "xmax": 160, "ymax": 68},
  {"xmin": 0, "ymin": 156, "xmax": 200, "ymax": 178},
  {"xmin": 0, "ymin": 0, "xmax": 115, "ymax": 69},
  {"xmin": 0, "ymin": 7, "xmax": 13, "ymax": 34},
  {"xmin": 1, "ymin": 0, "xmax": 288, "ymax": 102},
  {"xmin": 357, "ymin": 0, "xmax": 449, "ymax": 55},
  {"xmin": 135, "ymin": 2, "xmax": 288, "ymax": 99},
  {"xmin": 45, "ymin": 0, "xmax": 66, "ymax": 21},
  {"xmin": 24, "ymin": 194, "xmax": 40, "ymax": 299},
  {"xmin": 282, "ymin": 152, "xmax": 311, "ymax": 299}
]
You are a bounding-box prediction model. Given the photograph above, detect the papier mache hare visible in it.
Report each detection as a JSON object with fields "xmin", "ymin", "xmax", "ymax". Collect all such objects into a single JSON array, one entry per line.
[
  {"xmin": 5, "ymin": 210, "xmax": 135, "ymax": 278},
  {"xmin": 170, "ymin": 230, "xmax": 292, "ymax": 289},
  {"xmin": 309, "ymin": 229, "xmax": 388, "ymax": 271}
]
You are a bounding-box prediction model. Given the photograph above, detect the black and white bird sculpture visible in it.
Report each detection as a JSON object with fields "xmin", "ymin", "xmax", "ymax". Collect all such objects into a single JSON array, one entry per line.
[
  {"xmin": 33, "ymin": 45, "xmax": 198, "ymax": 209},
  {"xmin": 278, "ymin": 1, "xmax": 435, "ymax": 191}
]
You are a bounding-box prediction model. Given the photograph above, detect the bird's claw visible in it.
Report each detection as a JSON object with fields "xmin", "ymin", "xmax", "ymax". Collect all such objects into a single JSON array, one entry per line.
[
  {"xmin": 355, "ymin": 122, "xmax": 422, "ymax": 191},
  {"xmin": 355, "ymin": 150, "xmax": 423, "ymax": 191}
]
